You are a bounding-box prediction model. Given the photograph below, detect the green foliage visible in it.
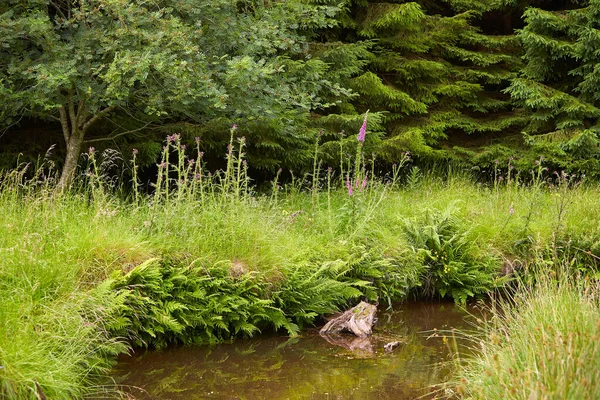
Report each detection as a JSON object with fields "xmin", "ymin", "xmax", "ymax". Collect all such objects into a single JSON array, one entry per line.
[
  {"xmin": 5, "ymin": 133, "xmax": 600, "ymax": 397},
  {"xmin": 107, "ymin": 258, "xmax": 297, "ymax": 348},
  {"xmin": 401, "ymin": 204, "xmax": 505, "ymax": 304},
  {"xmin": 506, "ymin": 1, "xmax": 600, "ymax": 176},
  {"xmin": 272, "ymin": 260, "xmax": 365, "ymax": 328},
  {"xmin": 453, "ymin": 273, "xmax": 600, "ymax": 399},
  {"xmin": 0, "ymin": 0, "xmax": 355, "ymax": 182},
  {"xmin": 317, "ymin": 0, "xmax": 525, "ymax": 164}
]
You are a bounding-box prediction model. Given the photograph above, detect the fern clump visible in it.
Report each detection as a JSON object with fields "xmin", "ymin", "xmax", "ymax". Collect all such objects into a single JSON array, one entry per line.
[
  {"xmin": 402, "ymin": 204, "xmax": 505, "ymax": 304},
  {"xmin": 106, "ymin": 258, "xmax": 296, "ymax": 348}
]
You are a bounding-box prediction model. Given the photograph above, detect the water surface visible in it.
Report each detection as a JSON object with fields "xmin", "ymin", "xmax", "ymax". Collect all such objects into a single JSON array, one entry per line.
[{"xmin": 114, "ymin": 301, "xmax": 477, "ymax": 399}]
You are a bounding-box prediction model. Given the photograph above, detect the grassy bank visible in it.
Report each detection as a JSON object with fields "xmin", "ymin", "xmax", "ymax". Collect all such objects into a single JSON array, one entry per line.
[
  {"xmin": 451, "ymin": 271, "xmax": 600, "ymax": 399},
  {"xmin": 1, "ymin": 138, "xmax": 600, "ymax": 398}
]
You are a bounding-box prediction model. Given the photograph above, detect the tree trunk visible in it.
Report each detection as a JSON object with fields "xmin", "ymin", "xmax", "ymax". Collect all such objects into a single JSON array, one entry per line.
[
  {"xmin": 319, "ymin": 301, "xmax": 377, "ymax": 338},
  {"xmin": 56, "ymin": 128, "xmax": 85, "ymax": 192},
  {"xmin": 55, "ymin": 101, "xmax": 115, "ymax": 192}
]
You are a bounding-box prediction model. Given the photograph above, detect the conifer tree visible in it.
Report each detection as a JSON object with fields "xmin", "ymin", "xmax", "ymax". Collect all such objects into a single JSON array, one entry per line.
[
  {"xmin": 317, "ymin": 0, "xmax": 527, "ymax": 165},
  {"xmin": 506, "ymin": 0, "xmax": 600, "ymax": 174}
]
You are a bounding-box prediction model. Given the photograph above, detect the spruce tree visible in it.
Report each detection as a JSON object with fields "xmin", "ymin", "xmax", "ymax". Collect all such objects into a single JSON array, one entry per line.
[
  {"xmin": 506, "ymin": 0, "xmax": 600, "ymax": 175},
  {"xmin": 316, "ymin": 0, "xmax": 527, "ymax": 167}
]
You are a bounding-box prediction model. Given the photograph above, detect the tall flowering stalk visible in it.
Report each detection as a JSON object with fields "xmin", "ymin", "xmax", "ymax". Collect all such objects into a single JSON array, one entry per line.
[
  {"xmin": 348, "ymin": 111, "xmax": 369, "ymax": 197},
  {"xmin": 131, "ymin": 148, "xmax": 140, "ymax": 204},
  {"xmin": 357, "ymin": 111, "xmax": 368, "ymax": 143}
]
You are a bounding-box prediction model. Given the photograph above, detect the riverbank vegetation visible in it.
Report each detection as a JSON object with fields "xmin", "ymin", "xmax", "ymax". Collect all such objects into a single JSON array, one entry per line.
[
  {"xmin": 2, "ymin": 134, "xmax": 600, "ymax": 398},
  {"xmin": 4, "ymin": 0, "xmax": 600, "ymax": 399},
  {"xmin": 451, "ymin": 271, "xmax": 600, "ymax": 400}
]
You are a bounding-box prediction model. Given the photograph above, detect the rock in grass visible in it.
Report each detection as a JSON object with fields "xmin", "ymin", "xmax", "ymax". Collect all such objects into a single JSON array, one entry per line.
[{"xmin": 319, "ymin": 301, "xmax": 377, "ymax": 338}]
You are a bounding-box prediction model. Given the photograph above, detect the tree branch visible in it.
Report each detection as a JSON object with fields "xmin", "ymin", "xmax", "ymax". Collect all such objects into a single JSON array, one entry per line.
[
  {"xmin": 48, "ymin": 1, "xmax": 67, "ymax": 20},
  {"xmin": 68, "ymin": 95, "xmax": 77, "ymax": 134},
  {"xmin": 84, "ymin": 121, "xmax": 154, "ymax": 144},
  {"xmin": 82, "ymin": 105, "xmax": 118, "ymax": 134},
  {"xmin": 58, "ymin": 106, "xmax": 70, "ymax": 143},
  {"xmin": 76, "ymin": 97, "xmax": 87, "ymax": 128}
]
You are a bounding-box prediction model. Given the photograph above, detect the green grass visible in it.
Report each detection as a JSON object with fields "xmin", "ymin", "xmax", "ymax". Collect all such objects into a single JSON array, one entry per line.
[
  {"xmin": 2, "ymin": 139, "xmax": 600, "ymax": 398},
  {"xmin": 451, "ymin": 271, "xmax": 600, "ymax": 399}
]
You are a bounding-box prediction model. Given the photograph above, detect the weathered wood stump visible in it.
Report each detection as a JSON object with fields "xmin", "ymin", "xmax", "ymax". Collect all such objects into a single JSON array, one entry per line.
[{"xmin": 319, "ymin": 301, "xmax": 377, "ymax": 338}]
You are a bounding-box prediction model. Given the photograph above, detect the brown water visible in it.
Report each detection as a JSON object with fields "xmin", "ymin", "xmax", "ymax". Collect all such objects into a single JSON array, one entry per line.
[{"xmin": 113, "ymin": 301, "xmax": 478, "ymax": 400}]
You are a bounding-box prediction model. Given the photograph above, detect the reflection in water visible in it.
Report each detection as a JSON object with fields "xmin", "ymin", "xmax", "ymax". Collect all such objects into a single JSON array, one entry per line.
[{"xmin": 113, "ymin": 301, "xmax": 478, "ymax": 400}]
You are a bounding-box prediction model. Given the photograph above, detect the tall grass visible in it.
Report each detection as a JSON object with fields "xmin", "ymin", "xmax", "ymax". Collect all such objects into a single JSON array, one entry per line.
[
  {"xmin": 450, "ymin": 268, "xmax": 600, "ymax": 399},
  {"xmin": 1, "ymin": 132, "xmax": 600, "ymax": 398}
]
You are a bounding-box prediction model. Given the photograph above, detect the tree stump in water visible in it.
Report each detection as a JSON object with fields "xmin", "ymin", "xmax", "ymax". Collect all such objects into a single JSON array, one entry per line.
[{"xmin": 319, "ymin": 301, "xmax": 377, "ymax": 338}]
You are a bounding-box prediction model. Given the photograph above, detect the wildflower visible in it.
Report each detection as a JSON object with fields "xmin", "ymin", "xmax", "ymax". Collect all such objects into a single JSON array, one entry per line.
[
  {"xmin": 181, "ymin": 144, "xmax": 186, "ymax": 151},
  {"xmin": 195, "ymin": 137, "xmax": 200, "ymax": 144},
  {"xmin": 357, "ymin": 112, "xmax": 368, "ymax": 143},
  {"xmin": 132, "ymin": 148, "xmax": 138, "ymax": 155},
  {"xmin": 195, "ymin": 173, "xmax": 202, "ymax": 180},
  {"xmin": 346, "ymin": 178, "xmax": 353, "ymax": 196},
  {"xmin": 362, "ymin": 176, "xmax": 367, "ymax": 189},
  {"xmin": 509, "ymin": 203, "xmax": 514, "ymax": 215},
  {"xmin": 158, "ymin": 162, "xmax": 166, "ymax": 169},
  {"xmin": 89, "ymin": 147, "xmax": 95, "ymax": 155},
  {"xmin": 232, "ymin": 124, "xmax": 238, "ymax": 130},
  {"xmin": 167, "ymin": 133, "xmax": 180, "ymax": 143}
]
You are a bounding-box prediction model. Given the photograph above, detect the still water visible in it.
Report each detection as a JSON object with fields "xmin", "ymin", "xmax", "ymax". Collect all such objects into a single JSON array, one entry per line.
[{"xmin": 113, "ymin": 301, "xmax": 478, "ymax": 400}]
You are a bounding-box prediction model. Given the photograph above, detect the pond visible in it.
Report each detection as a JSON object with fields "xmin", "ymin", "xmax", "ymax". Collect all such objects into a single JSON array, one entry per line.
[{"xmin": 113, "ymin": 301, "xmax": 480, "ymax": 399}]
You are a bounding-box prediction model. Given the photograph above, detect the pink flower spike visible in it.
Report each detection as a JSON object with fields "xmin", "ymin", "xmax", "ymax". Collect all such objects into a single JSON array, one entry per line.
[
  {"xmin": 346, "ymin": 178, "xmax": 353, "ymax": 196},
  {"xmin": 362, "ymin": 176, "xmax": 367, "ymax": 189},
  {"xmin": 357, "ymin": 112, "xmax": 368, "ymax": 143}
]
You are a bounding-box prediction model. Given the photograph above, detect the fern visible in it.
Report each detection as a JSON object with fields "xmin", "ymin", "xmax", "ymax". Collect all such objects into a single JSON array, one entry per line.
[{"xmin": 401, "ymin": 204, "xmax": 506, "ymax": 304}]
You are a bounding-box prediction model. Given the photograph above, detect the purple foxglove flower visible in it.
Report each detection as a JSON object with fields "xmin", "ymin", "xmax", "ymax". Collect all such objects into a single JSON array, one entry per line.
[
  {"xmin": 357, "ymin": 112, "xmax": 368, "ymax": 143},
  {"xmin": 346, "ymin": 178, "xmax": 353, "ymax": 196}
]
